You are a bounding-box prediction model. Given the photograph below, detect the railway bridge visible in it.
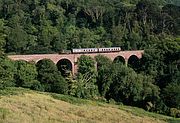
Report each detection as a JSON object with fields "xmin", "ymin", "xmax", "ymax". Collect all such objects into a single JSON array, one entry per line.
[{"xmin": 8, "ymin": 50, "xmax": 144, "ymax": 75}]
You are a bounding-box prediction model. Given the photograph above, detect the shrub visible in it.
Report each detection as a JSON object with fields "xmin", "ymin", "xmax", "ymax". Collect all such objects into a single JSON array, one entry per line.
[{"xmin": 169, "ymin": 108, "xmax": 180, "ymax": 118}]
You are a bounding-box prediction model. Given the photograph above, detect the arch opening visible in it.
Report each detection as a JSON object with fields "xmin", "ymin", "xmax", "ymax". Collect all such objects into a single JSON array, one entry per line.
[
  {"xmin": 113, "ymin": 56, "xmax": 125, "ymax": 64},
  {"xmin": 128, "ymin": 55, "xmax": 140, "ymax": 71},
  {"xmin": 57, "ymin": 59, "xmax": 73, "ymax": 77},
  {"xmin": 36, "ymin": 59, "xmax": 57, "ymax": 72}
]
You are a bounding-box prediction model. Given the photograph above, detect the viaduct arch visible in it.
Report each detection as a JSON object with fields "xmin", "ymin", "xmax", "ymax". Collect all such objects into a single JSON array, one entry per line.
[{"xmin": 8, "ymin": 50, "xmax": 144, "ymax": 75}]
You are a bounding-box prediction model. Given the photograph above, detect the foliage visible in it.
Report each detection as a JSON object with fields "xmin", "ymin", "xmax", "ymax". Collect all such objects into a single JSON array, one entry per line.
[
  {"xmin": 14, "ymin": 60, "xmax": 38, "ymax": 88},
  {"xmin": 0, "ymin": 19, "xmax": 6, "ymax": 53},
  {"xmin": 108, "ymin": 63, "xmax": 159, "ymax": 108},
  {"xmin": 76, "ymin": 55, "xmax": 99, "ymax": 98},
  {"xmin": 163, "ymin": 82, "xmax": 180, "ymax": 109},
  {"xmin": 141, "ymin": 39, "xmax": 180, "ymax": 87},
  {"xmin": 0, "ymin": 0, "xmax": 179, "ymax": 118},
  {"xmin": 36, "ymin": 59, "xmax": 68, "ymax": 94},
  {"xmin": 95, "ymin": 55, "xmax": 113, "ymax": 97},
  {"xmin": 0, "ymin": 56, "xmax": 15, "ymax": 89},
  {"xmin": 77, "ymin": 55, "xmax": 96, "ymax": 74},
  {"xmin": 0, "ymin": 0, "xmax": 178, "ymax": 53}
]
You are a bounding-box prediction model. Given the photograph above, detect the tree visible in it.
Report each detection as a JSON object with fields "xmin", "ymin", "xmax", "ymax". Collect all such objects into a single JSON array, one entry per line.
[
  {"xmin": 75, "ymin": 55, "xmax": 99, "ymax": 98},
  {"xmin": 163, "ymin": 82, "xmax": 180, "ymax": 109},
  {"xmin": 0, "ymin": 56, "xmax": 15, "ymax": 89},
  {"xmin": 108, "ymin": 63, "xmax": 159, "ymax": 107},
  {"xmin": 0, "ymin": 19, "xmax": 6, "ymax": 54},
  {"xmin": 95, "ymin": 55, "xmax": 113, "ymax": 97},
  {"xmin": 14, "ymin": 60, "xmax": 38, "ymax": 88},
  {"xmin": 6, "ymin": 24, "xmax": 29, "ymax": 53},
  {"xmin": 109, "ymin": 63, "xmax": 144, "ymax": 104},
  {"xmin": 140, "ymin": 39, "xmax": 180, "ymax": 88},
  {"xmin": 36, "ymin": 59, "xmax": 68, "ymax": 94},
  {"xmin": 77, "ymin": 55, "xmax": 96, "ymax": 74}
]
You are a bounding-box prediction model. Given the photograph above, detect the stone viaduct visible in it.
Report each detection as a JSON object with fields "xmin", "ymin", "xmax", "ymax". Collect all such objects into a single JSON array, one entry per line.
[{"xmin": 8, "ymin": 50, "xmax": 144, "ymax": 75}]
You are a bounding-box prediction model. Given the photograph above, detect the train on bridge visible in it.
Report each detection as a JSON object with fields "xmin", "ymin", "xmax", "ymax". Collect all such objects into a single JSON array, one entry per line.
[{"xmin": 60, "ymin": 47, "xmax": 121, "ymax": 54}]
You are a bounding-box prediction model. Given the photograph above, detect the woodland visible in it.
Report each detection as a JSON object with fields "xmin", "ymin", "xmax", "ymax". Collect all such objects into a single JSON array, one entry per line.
[{"xmin": 0, "ymin": 0, "xmax": 179, "ymax": 117}]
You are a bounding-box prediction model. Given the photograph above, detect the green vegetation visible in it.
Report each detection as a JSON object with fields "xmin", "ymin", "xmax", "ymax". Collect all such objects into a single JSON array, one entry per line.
[
  {"xmin": 0, "ymin": 0, "xmax": 179, "ymax": 54},
  {"xmin": 0, "ymin": 87, "xmax": 179, "ymax": 123},
  {"xmin": 0, "ymin": 0, "xmax": 179, "ymax": 119}
]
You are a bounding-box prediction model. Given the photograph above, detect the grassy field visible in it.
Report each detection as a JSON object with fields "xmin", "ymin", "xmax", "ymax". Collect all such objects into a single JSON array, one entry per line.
[{"xmin": 0, "ymin": 88, "xmax": 179, "ymax": 123}]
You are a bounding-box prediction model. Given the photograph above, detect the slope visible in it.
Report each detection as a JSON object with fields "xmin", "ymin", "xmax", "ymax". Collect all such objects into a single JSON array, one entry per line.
[{"xmin": 0, "ymin": 88, "xmax": 179, "ymax": 123}]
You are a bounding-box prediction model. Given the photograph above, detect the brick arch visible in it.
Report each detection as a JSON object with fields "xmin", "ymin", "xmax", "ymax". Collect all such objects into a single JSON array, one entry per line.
[
  {"xmin": 56, "ymin": 58, "xmax": 74, "ymax": 76},
  {"xmin": 113, "ymin": 55, "xmax": 126, "ymax": 64},
  {"xmin": 128, "ymin": 55, "xmax": 140, "ymax": 61},
  {"xmin": 127, "ymin": 55, "xmax": 141, "ymax": 70},
  {"xmin": 126, "ymin": 53, "xmax": 142, "ymax": 60},
  {"xmin": 36, "ymin": 58, "xmax": 55, "ymax": 65}
]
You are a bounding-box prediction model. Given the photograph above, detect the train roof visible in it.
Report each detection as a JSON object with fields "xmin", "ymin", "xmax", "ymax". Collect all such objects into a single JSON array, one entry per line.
[
  {"xmin": 98, "ymin": 47, "xmax": 121, "ymax": 49},
  {"xmin": 72, "ymin": 48, "xmax": 97, "ymax": 50},
  {"xmin": 72, "ymin": 47, "xmax": 121, "ymax": 50}
]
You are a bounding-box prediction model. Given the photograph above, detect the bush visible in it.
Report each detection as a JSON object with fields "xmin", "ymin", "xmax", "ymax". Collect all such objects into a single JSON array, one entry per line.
[
  {"xmin": 30, "ymin": 81, "xmax": 44, "ymax": 91},
  {"xmin": 75, "ymin": 55, "xmax": 99, "ymax": 99},
  {"xmin": 162, "ymin": 82, "xmax": 180, "ymax": 109},
  {"xmin": 36, "ymin": 59, "xmax": 68, "ymax": 94},
  {"xmin": 14, "ymin": 60, "xmax": 38, "ymax": 88},
  {"xmin": 169, "ymin": 108, "xmax": 180, "ymax": 118},
  {"xmin": 51, "ymin": 75, "xmax": 68, "ymax": 94},
  {"xmin": 0, "ymin": 57, "xmax": 15, "ymax": 89}
]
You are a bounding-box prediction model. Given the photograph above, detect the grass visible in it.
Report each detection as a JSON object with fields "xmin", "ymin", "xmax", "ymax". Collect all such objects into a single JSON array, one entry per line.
[{"xmin": 0, "ymin": 87, "xmax": 179, "ymax": 123}]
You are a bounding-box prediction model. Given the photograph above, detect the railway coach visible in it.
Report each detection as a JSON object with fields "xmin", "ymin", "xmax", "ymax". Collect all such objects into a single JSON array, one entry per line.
[{"xmin": 71, "ymin": 47, "xmax": 121, "ymax": 54}]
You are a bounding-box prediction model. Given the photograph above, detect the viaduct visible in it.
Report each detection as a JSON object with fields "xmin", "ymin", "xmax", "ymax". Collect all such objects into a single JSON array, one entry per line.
[{"xmin": 8, "ymin": 50, "xmax": 144, "ymax": 75}]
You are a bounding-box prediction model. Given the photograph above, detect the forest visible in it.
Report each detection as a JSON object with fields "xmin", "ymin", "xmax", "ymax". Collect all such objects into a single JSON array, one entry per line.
[{"xmin": 0, "ymin": 0, "xmax": 179, "ymax": 118}]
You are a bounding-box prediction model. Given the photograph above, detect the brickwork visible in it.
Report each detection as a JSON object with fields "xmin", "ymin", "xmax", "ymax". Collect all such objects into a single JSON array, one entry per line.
[{"xmin": 8, "ymin": 50, "xmax": 144, "ymax": 75}]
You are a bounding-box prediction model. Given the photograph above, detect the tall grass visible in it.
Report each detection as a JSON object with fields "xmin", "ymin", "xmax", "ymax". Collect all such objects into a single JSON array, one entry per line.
[{"xmin": 0, "ymin": 87, "xmax": 179, "ymax": 123}]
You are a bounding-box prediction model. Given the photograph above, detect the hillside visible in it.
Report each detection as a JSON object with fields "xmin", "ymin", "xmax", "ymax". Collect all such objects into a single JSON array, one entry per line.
[{"xmin": 0, "ymin": 88, "xmax": 179, "ymax": 123}]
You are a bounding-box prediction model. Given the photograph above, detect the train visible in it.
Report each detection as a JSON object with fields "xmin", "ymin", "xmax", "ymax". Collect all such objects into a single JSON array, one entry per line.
[
  {"xmin": 59, "ymin": 47, "xmax": 121, "ymax": 54},
  {"xmin": 72, "ymin": 47, "xmax": 121, "ymax": 54}
]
